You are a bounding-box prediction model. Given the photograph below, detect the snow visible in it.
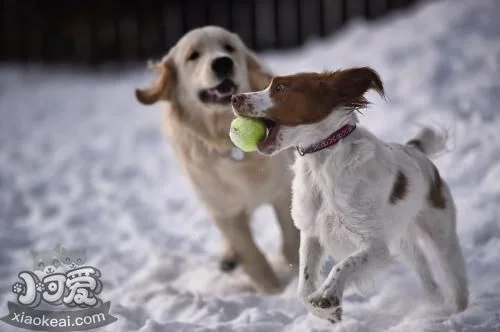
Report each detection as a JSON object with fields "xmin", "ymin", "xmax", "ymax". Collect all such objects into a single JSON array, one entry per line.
[{"xmin": 1, "ymin": 0, "xmax": 500, "ymax": 331}]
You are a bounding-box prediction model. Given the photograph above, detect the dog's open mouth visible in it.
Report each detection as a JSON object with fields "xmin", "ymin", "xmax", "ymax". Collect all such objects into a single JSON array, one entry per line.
[
  {"xmin": 199, "ymin": 79, "xmax": 238, "ymax": 104},
  {"xmin": 258, "ymin": 118, "xmax": 280, "ymax": 152}
]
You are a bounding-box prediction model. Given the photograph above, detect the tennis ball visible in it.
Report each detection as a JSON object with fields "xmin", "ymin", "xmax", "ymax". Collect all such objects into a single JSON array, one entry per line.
[{"xmin": 229, "ymin": 117, "xmax": 267, "ymax": 152}]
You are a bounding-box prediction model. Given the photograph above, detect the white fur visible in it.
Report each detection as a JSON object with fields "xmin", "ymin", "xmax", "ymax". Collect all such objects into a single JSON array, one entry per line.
[
  {"xmin": 247, "ymin": 88, "xmax": 274, "ymax": 113},
  {"xmin": 287, "ymin": 110, "xmax": 469, "ymax": 322},
  {"xmin": 236, "ymin": 88, "xmax": 469, "ymax": 321},
  {"xmin": 164, "ymin": 26, "xmax": 257, "ymax": 113},
  {"xmin": 233, "ymin": 87, "xmax": 274, "ymax": 118}
]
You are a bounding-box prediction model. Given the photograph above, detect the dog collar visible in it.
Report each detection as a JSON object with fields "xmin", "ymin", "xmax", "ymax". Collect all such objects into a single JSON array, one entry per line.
[{"xmin": 296, "ymin": 124, "xmax": 356, "ymax": 156}]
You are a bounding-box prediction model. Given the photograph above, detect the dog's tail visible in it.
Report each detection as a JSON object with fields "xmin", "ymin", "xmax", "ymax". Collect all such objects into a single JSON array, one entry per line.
[{"xmin": 406, "ymin": 127, "xmax": 448, "ymax": 157}]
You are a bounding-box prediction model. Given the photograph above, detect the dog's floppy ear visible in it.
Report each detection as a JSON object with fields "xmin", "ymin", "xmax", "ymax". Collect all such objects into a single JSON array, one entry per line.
[
  {"xmin": 246, "ymin": 51, "xmax": 273, "ymax": 91},
  {"xmin": 135, "ymin": 59, "xmax": 176, "ymax": 105},
  {"xmin": 326, "ymin": 67, "xmax": 385, "ymax": 109}
]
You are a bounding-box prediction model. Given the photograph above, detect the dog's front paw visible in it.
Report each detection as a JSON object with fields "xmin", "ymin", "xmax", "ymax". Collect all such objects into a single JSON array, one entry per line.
[{"xmin": 307, "ymin": 292, "xmax": 342, "ymax": 323}]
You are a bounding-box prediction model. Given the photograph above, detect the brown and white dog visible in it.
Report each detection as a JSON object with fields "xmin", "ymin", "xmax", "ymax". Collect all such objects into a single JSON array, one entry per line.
[
  {"xmin": 134, "ymin": 26, "xmax": 299, "ymax": 294},
  {"xmin": 231, "ymin": 67, "xmax": 468, "ymax": 322}
]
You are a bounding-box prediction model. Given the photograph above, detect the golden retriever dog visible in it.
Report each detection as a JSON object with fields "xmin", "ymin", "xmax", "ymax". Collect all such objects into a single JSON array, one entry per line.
[{"xmin": 134, "ymin": 26, "xmax": 299, "ymax": 294}]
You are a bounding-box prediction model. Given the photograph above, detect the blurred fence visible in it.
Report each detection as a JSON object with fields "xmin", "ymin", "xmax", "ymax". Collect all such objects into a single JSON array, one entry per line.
[{"xmin": 1, "ymin": 0, "xmax": 419, "ymax": 66}]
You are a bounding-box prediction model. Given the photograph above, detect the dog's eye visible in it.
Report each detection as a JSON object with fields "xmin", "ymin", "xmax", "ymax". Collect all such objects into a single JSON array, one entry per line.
[
  {"xmin": 224, "ymin": 44, "xmax": 235, "ymax": 53},
  {"xmin": 274, "ymin": 83, "xmax": 286, "ymax": 93},
  {"xmin": 187, "ymin": 51, "xmax": 200, "ymax": 61}
]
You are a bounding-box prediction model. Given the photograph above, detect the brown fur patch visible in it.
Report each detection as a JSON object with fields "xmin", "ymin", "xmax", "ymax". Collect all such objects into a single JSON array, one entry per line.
[
  {"xmin": 135, "ymin": 60, "xmax": 176, "ymax": 105},
  {"xmin": 428, "ymin": 166, "xmax": 446, "ymax": 209},
  {"xmin": 389, "ymin": 171, "xmax": 408, "ymax": 204},
  {"xmin": 406, "ymin": 139, "xmax": 424, "ymax": 152},
  {"xmin": 264, "ymin": 67, "xmax": 384, "ymax": 126}
]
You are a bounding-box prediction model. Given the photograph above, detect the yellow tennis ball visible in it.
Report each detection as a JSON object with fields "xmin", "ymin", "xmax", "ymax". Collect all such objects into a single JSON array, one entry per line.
[{"xmin": 229, "ymin": 117, "xmax": 267, "ymax": 152}]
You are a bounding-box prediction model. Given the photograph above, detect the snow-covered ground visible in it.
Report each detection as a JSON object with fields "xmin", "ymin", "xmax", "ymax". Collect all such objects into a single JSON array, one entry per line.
[{"xmin": 1, "ymin": 0, "xmax": 500, "ymax": 330}]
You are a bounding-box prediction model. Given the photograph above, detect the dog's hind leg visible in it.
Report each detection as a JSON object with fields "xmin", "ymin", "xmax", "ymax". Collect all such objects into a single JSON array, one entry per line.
[
  {"xmin": 398, "ymin": 228, "xmax": 442, "ymax": 301},
  {"xmin": 417, "ymin": 205, "xmax": 469, "ymax": 312},
  {"xmin": 214, "ymin": 211, "xmax": 282, "ymax": 294},
  {"xmin": 272, "ymin": 192, "xmax": 300, "ymax": 266},
  {"xmin": 441, "ymin": 230, "xmax": 469, "ymax": 312}
]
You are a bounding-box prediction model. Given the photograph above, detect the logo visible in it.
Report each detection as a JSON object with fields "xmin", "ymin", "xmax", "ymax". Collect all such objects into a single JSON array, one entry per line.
[{"xmin": 1, "ymin": 245, "xmax": 117, "ymax": 331}]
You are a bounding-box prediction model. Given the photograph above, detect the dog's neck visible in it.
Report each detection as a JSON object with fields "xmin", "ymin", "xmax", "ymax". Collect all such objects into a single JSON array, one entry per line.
[
  {"xmin": 294, "ymin": 110, "xmax": 358, "ymax": 151},
  {"xmin": 292, "ymin": 111, "xmax": 368, "ymax": 170},
  {"xmin": 296, "ymin": 124, "xmax": 356, "ymax": 156}
]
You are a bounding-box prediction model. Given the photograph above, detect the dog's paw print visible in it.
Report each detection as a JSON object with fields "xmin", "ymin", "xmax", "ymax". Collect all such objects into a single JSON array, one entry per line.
[
  {"xmin": 12, "ymin": 282, "xmax": 24, "ymax": 294},
  {"xmin": 35, "ymin": 282, "xmax": 45, "ymax": 293}
]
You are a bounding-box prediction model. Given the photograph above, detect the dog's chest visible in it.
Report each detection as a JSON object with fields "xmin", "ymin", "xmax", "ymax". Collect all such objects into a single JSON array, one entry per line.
[{"xmin": 292, "ymin": 157, "xmax": 363, "ymax": 253}]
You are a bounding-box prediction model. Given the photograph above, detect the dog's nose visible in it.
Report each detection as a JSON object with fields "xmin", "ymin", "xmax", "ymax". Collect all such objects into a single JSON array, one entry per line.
[
  {"xmin": 212, "ymin": 56, "xmax": 234, "ymax": 77},
  {"xmin": 231, "ymin": 94, "xmax": 244, "ymax": 109}
]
